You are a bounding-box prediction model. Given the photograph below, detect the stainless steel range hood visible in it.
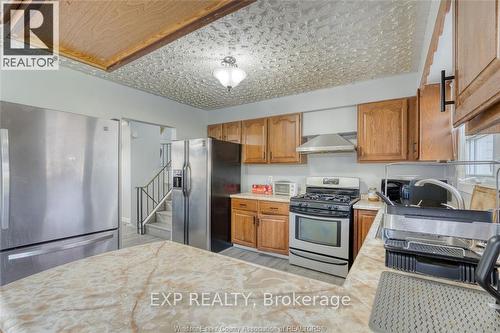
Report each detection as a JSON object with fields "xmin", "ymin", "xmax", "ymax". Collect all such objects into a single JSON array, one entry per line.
[{"xmin": 296, "ymin": 133, "xmax": 356, "ymax": 154}]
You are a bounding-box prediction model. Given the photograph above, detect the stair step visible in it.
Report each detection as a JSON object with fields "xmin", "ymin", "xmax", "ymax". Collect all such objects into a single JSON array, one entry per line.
[
  {"xmin": 156, "ymin": 210, "xmax": 172, "ymax": 224},
  {"xmin": 145, "ymin": 222, "xmax": 171, "ymax": 239}
]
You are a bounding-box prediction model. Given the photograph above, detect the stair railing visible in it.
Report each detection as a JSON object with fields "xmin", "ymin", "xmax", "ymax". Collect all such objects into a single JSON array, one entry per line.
[{"xmin": 136, "ymin": 143, "xmax": 172, "ymax": 234}]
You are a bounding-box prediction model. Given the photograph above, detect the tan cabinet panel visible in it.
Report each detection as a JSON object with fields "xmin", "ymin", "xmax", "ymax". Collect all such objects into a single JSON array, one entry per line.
[
  {"xmin": 257, "ymin": 214, "xmax": 289, "ymax": 255},
  {"xmin": 268, "ymin": 113, "xmax": 303, "ymax": 163},
  {"xmin": 242, "ymin": 118, "xmax": 268, "ymax": 163},
  {"xmin": 222, "ymin": 121, "xmax": 242, "ymax": 143},
  {"xmin": 231, "ymin": 209, "xmax": 257, "ymax": 248},
  {"xmin": 407, "ymin": 96, "xmax": 419, "ymax": 161},
  {"xmin": 357, "ymin": 98, "xmax": 408, "ymax": 162},
  {"xmin": 419, "ymin": 84, "xmax": 453, "ymax": 161},
  {"xmin": 207, "ymin": 124, "xmax": 223, "ymax": 140},
  {"xmin": 353, "ymin": 209, "xmax": 377, "ymax": 259},
  {"xmin": 231, "ymin": 198, "xmax": 258, "ymax": 212},
  {"xmin": 454, "ymin": 0, "xmax": 500, "ymax": 126},
  {"xmin": 258, "ymin": 201, "xmax": 289, "ymax": 216}
]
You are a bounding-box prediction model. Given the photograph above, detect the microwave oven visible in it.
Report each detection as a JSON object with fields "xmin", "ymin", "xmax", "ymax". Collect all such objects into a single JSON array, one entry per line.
[{"xmin": 273, "ymin": 181, "xmax": 298, "ymax": 196}]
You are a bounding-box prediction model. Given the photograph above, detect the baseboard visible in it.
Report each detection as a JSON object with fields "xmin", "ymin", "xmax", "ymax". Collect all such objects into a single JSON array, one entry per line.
[{"xmin": 233, "ymin": 244, "xmax": 289, "ymax": 259}]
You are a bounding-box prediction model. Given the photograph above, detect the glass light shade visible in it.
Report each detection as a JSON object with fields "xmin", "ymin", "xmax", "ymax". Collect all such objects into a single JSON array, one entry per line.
[{"xmin": 213, "ymin": 66, "xmax": 247, "ymax": 89}]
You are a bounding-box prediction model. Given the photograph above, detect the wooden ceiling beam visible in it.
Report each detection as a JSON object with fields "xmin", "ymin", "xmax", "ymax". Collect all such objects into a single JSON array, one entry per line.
[
  {"xmin": 53, "ymin": 0, "xmax": 255, "ymax": 72},
  {"xmin": 106, "ymin": 0, "xmax": 255, "ymax": 72}
]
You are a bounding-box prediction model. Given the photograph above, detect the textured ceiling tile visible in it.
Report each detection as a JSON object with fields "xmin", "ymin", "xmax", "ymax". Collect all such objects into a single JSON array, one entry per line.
[{"xmin": 60, "ymin": 0, "xmax": 430, "ymax": 110}]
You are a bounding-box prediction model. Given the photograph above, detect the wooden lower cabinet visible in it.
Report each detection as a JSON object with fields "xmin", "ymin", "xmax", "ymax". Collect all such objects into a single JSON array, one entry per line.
[
  {"xmin": 231, "ymin": 198, "xmax": 289, "ymax": 255},
  {"xmin": 231, "ymin": 209, "xmax": 257, "ymax": 248},
  {"xmin": 353, "ymin": 209, "xmax": 377, "ymax": 259},
  {"xmin": 257, "ymin": 215, "xmax": 289, "ymax": 255}
]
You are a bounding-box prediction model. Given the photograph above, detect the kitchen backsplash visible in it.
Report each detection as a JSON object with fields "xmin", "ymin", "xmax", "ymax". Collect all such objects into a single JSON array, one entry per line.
[{"xmin": 241, "ymin": 153, "xmax": 448, "ymax": 194}]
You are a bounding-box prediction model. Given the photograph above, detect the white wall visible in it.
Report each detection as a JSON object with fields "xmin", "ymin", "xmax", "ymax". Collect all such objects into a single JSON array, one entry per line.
[
  {"xmin": 121, "ymin": 122, "xmax": 132, "ymax": 223},
  {"xmin": 0, "ymin": 66, "xmax": 208, "ymax": 139},
  {"xmin": 129, "ymin": 121, "xmax": 163, "ymax": 224},
  {"xmin": 416, "ymin": 0, "xmax": 441, "ymax": 87},
  {"xmin": 242, "ymin": 155, "xmax": 447, "ymax": 194},
  {"xmin": 208, "ymin": 73, "xmax": 418, "ymax": 124},
  {"xmin": 207, "ymin": 73, "xmax": 442, "ymax": 193},
  {"xmin": 302, "ymin": 106, "xmax": 357, "ymax": 135}
]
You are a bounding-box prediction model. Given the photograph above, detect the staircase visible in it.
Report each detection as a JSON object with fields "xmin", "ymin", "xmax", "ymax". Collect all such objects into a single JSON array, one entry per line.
[
  {"xmin": 144, "ymin": 199, "xmax": 172, "ymax": 239},
  {"xmin": 136, "ymin": 143, "xmax": 172, "ymax": 239}
]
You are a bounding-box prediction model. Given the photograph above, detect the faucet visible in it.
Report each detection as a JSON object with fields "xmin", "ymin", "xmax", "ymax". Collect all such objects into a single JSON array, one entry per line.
[{"xmin": 414, "ymin": 179, "xmax": 465, "ymax": 210}]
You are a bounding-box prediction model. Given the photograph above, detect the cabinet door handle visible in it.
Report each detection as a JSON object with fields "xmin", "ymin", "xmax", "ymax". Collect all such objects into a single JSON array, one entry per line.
[
  {"xmin": 440, "ymin": 70, "xmax": 455, "ymax": 112},
  {"xmin": 253, "ymin": 216, "xmax": 256, "ymax": 225},
  {"xmin": 269, "ymin": 207, "xmax": 278, "ymax": 210},
  {"xmin": 270, "ymin": 151, "xmax": 273, "ymax": 160},
  {"xmin": 239, "ymin": 203, "xmax": 247, "ymax": 207}
]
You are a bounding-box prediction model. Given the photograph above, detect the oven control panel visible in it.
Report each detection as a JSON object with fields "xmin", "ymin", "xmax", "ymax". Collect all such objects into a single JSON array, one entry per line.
[{"xmin": 323, "ymin": 178, "xmax": 339, "ymax": 185}]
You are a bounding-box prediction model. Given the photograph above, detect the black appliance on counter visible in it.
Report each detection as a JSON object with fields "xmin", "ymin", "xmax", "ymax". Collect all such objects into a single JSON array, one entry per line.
[{"xmin": 381, "ymin": 178, "xmax": 449, "ymax": 207}]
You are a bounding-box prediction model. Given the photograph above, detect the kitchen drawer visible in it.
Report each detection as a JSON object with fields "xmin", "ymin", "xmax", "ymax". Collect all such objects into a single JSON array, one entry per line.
[
  {"xmin": 231, "ymin": 198, "xmax": 258, "ymax": 212},
  {"xmin": 259, "ymin": 201, "xmax": 289, "ymax": 216}
]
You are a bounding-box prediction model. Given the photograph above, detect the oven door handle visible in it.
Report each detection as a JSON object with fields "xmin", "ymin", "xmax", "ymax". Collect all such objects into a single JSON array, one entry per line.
[
  {"xmin": 290, "ymin": 249, "xmax": 348, "ymax": 266},
  {"xmin": 291, "ymin": 212, "xmax": 348, "ymax": 222}
]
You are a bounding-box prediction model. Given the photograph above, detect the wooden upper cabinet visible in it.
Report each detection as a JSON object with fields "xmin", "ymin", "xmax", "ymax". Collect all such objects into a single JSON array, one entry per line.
[
  {"xmin": 419, "ymin": 84, "xmax": 453, "ymax": 161},
  {"xmin": 407, "ymin": 96, "xmax": 419, "ymax": 161},
  {"xmin": 207, "ymin": 124, "xmax": 222, "ymax": 140},
  {"xmin": 242, "ymin": 118, "xmax": 268, "ymax": 163},
  {"xmin": 357, "ymin": 98, "xmax": 408, "ymax": 162},
  {"xmin": 268, "ymin": 113, "xmax": 303, "ymax": 163},
  {"xmin": 222, "ymin": 121, "xmax": 242, "ymax": 143},
  {"xmin": 454, "ymin": 0, "xmax": 500, "ymax": 126}
]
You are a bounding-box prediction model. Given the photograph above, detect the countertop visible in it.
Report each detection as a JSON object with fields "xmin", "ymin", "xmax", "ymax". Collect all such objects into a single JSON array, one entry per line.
[
  {"xmin": 230, "ymin": 192, "xmax": 291, "ymax": 203},
  {"xmin": 0, "ymin": 206, "xmax": 480, "ymax": 332},
  {"xmin": 353, "ymin": 198, "xmax": 384, "ymax": 211}
]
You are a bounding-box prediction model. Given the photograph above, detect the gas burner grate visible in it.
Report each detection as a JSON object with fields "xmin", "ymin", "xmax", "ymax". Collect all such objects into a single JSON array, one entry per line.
[{"xmin": 294, "ymin": 193, "xmax": 352, "ymax": 203}]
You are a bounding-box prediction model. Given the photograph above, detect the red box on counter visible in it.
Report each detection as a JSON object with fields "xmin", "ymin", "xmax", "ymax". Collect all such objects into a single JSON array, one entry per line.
[{"xmin": 251, "ymin": 184, "xmax": 273, "ymax": 195}]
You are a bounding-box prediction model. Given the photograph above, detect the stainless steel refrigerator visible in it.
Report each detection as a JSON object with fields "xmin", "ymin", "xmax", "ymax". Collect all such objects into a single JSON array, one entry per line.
[
  {"xmin": 171, "ymin": 138, "xmax": 240, "ymax": 252},
  {"xmin": 0, "ymin": 101, "xmax": 119, "ymax": 285}
]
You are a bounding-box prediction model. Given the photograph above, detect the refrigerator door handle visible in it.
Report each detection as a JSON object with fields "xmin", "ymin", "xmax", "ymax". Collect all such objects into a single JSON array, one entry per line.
[
  {"xmin": 7, "ymin": 233, "xmax": 114, "ymax": 260},
  {"xmin": 182, "ymin": 164, "xmax": 188, "ymax": 196},
  {"xmin": 0, "ymin": 129, "xmax": 10, "ymax": 230},
  {"xmin": 185, "ymin": 163, "xmax": 192, "ymax": 195}
]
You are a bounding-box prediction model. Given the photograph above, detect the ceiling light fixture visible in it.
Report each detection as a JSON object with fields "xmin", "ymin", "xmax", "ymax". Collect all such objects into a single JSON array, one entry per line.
[{"xmin": 212, "ymin": 56, "xmax": 246, "ymax": 92}]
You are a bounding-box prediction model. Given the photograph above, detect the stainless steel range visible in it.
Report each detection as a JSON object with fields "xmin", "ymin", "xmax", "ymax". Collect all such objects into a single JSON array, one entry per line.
[{"xmin": 289, "ymin": 177, "xmax": 360, "ymax": 278}]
